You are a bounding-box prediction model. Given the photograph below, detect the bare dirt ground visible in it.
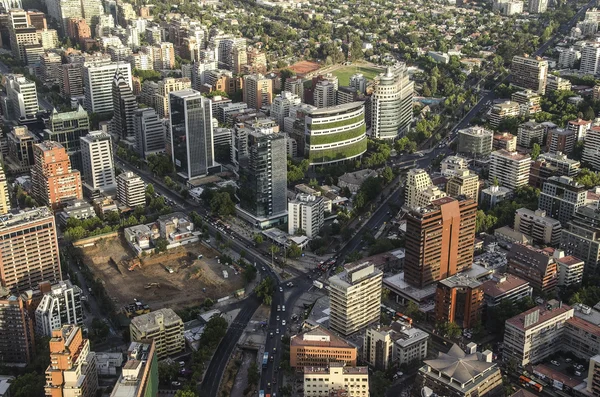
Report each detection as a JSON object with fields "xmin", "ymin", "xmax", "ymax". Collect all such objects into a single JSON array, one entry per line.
[{"xmin": 79, "ymin": 236, "xmax": 245, "ymax": 310}]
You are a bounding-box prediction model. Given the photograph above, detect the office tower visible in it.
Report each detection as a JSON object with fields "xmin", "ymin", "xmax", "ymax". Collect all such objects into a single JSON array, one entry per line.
[
  {"xmin": 517, "ymin": 120, "xmax": 544, "ymax": 148},
  {"xmin": 31, "ymin": 141, "xmax": 83, "ymax": 208},
  {"xmin": 313, "ymin": 79, "xmax": 337, "ymax": 108},
  {"xmin": 35, "ymin": 280, "xmax": 83, "ymax": 337},
  {"xmin": 84, "ymin": 62, "xmax": 132, "ymax": 113},
  {"xmin": 457, "ymin": 126, "xmax": 493, "ymax": 157},
  {"xmin": 493, "ymin": 133, "xmax": 517, "ymax": 152},
  {"xmin": 272, "ymin": 91, "xmax": 301, "ymax": 129},
  {"xmin": 112, "ymin": 69, "xmax": 138, "ymax": 141},
  {"xmin": 482, "ymin": 273, "xmax": 532, "ymax": 307},
  {"xmin": 529, "ymin": 0, "xmax": 548, "ymax": 13},
  {"xmin": 290, "ymin": 326, "xmax": 358, "ymax": 368},
  {"xmin": 155, "ymin": 77, "xmax": 191, "ymax": 119},
  {"xmin": 0, "ymin": 208, "xmax": 61, "ymax": 294},
  {"xmin": 45, "ymin": 325, "xmax": 98, "ymax": 397},
  {"xmin": 538, "ymin": 176, "xmax": 586, "ymax": 226},
  {"xmin": 168, "ymin": 89, "xmax": 214, "ymax": 180},
  {"xmin": 0, "ymin": 287, "xmax": 34, "ymax": 366},
  {"xmin": 4, "ymin": 74, "xmax": 38, "ymax": 120},
  {"xmin": 511, "ymin": 55, "xmax": 548, "ymax": 94},
  {"xmin": 6, "ymin": 125, "xmax": 36, "ymax": 173},
  {"xmin": 445, "ymin": 170, "xmax": 479, "ymax": 202},
  {"xmin": 243, "ymin": 74, "xmax": 272, "ymax": 110},
  {"xmin": 580, "ymin": 42, "xmax": 600, "ymax": 75},
  {"xmin": 546, "ymin": 127, "xmax": 576, "ymax": 154},
  {"xmin": 489, "ymin": 101, "xmax": 520, "ymax": 128},
  {"xmin": 43, "ymin": 106, "xmax": 90, "ymax": 171},
  {"xmin": 507, "ymin": 244, "xmax": 558, "ymax": 293},
  {"xmin": 0, "ymin": 165, "xmax": 9, "ymax": 215},
  {"xmin": 61, "ymin": 62, "xmax": 84, "ymax": 97},
  {"xmin": 237, "ymin": 131, "xmax": 287, "ymax": 228},
  {"xmin": 110, "ymin": 341, "xmax": 158, "ymax": 397},
  {"xmin": 489, "ymin": 150, "xmax": 531, "ymax": 190},
  {"xmin": 133, "ymin": 108, "xmax": 165, "ymax": 158},
  {"xmin": 561, "ymin": 203, "xmax": 600, "ymax": 276},
  {"xmin": 435, "ymin": 274, "xmax": 483, "ymax": 329},
  {"xmin": 288, "ymin": 193, "xmax": 325, "ymax": 238},
  {"xmin": 304, "ymin": 102, "xmax": 367, "ymax": 165},
  {"xmin": 416, "ymin": 344, "xmax": 503, "ymax": 397},
  {"xmin": 80, "ymin": 131, "xmax": 116, "ymax": 193},
  {"xmin": 303, "ymin": 363, "xmax": 369, "ymax": 397},
  {"xmin": 40, "ymin": 51, "xmax": 62, "ymax": 87},
  {"xmin": 370, "ymin": 64, "xmax": 414, "ymax": 139},
  {"xmin": 117, "ymin": 172, "xmax": 145, "ymax": 208},
  {"xmin": 405, "ymin": 197, "xmax": 477, "ymax": 288},
  {"xmin": 583, "ymin": 126, "xmax": 600, "ymax": 171},
  {"xmin": 514, "ymin": 208, "xmax": 562, "ymax": 246},
  {"xmin": 329, "ymin": 262, "xmax": 383, "ymax": 336},
  {"xmin": 130, "ymin": 309, "xmax": 184, "ymax": 359}
]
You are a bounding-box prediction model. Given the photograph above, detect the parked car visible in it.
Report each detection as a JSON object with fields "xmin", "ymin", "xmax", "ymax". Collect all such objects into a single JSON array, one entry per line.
[{"xmin": 551, "ymin": 360, "xmax": 560, "ymax": 366}]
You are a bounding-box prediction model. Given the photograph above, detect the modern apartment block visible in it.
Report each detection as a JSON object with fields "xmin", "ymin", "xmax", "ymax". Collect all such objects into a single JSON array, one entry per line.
[
  {"xmin": 117, "ymin": 172, "xmax": 145, "ymax": 209},
  {"xmin": 272, "ymin": 91, "xmax": 302, "ymax": 129},
  {"xmin": 517, "ymin": 120, "xmax": 545, "ymax": 148},
  {"xmin": 440, "ymin": 156, "xmax": 469, "ymax": 177},
  {"xmin": 133, "ymin": 108, "xmax": 165, "ymax": 159},
  {"xmin": 0, "ymin": 208, "xmax": 61, "ymax": 294},
  {"xmin": 404, "ymin": 197, "xmax": 477, "ymax": 288},
  {"xmin": 6, "ymin": 125, "xmax": 37, "ymax": 173},
  {"xmin": 445, "ymin": 169, "xmax": 479, "ymax": 202},
  {"xmin": 43, "ymin": 106, "xmax": 90, "ymax": 171},
  {"xmin": 112, "ymin": 68, "xmax": 138, "ymax": 141},
  {"xmin": 303, "ymin": 363, "xmax": 369, "ymax": 397},
  {"xmin": 510, "ymin": 55, "xmax": 548, "ymax": 94},
  {"xmin": 80, "ymin": 131, "xmax": 116, "ymax": 193},
  {"xmin": 511, "ymin": 90, "xmax": 542, "ymax": 116},
  {"xmin": 168, "ymin": 89, "xmax": 215, "ymax": 180},
  {"xmin": 31, "ymin": 141, "xmax": 83, "ymax": 208},
  {"xmin": 109, "ymin": 341, "xmax": 158, "ymax": 397},
  {"xmin": 583, "ymin": 125, "xmax": 600, "ymax": 171},
  {"xmin": 303, "ymin": 102, "xmax": 368, "ymax": 166},
  {"xmin": 155, "ymin": 77, "xmax": 191, "ymax": 119},
  {"xmin": 538, "ymin": 176, "xmax": 586, "ymax": 226},
  {"xmin": 0, "ymin": 287, "xmax": 34, "ymax": 365},
  {"xmin": 514, "ymin": 208, "xmax": 561, "ymax": 246},
  {"xmin": 35, "ymin": 280, "xmax": 83, "ymax": 337},
  {"xmin": 416, "ymin": 344, "xmax": 503, "ymax": 397},
  {"xmin": 493, "ymin": 132, "xmax": 517, "ymax": 152},
  {"xmin": 130, "ymin": 308, "xmax": 184, "ymax": 359},
  {"xmin": 313, "ymin": 79, "xmax": 337, "ymax": 108},
  {"xmin": 243, "ymin": 74, "xmax": 272, "ymax": 110},
  {"xmin": 329, "ymin": 262, "xmax": 383, "ymax": 336},
  {"xmin": 580, "ymin": 42, "xmax": 600, "ymax": 75},
  {"xmin": 457, "ymin": 126, "xmax": 493, "ymax": 157},
  {"xmin": 0, "ymin": 165, "xmax": 10, "ymax": 215},
  {"xmin": 482, "ymin": 273, "xmax": 532, "ymax": 307},
  {"xmin": 394, "ymin": 326, "xmax": 429, "ymax": 366},
  {"xmin": 290, "ymin": 326, "xmax": 358, "ymax": 368},
  {"xmin": 45, "ymin": 325, "xmax": 98, "ymax": 397},
  {"xmin": 4, "ymin": 73, "xmax": 38, "ymax": 120},
  {"xmin": 84, "ymin": 62, "xmax": 132, "ymax": 113},
  {"xmin": 489, "ymin": 101, "xmax": 520, "ymax": 128},
  {"xmin": 529, "ymin": 152, "xmax": 580, "ymax": 189},
  {"xmin": 435, "ymin": 274, "xmax": 483, "ymax": 329},
  {"xmin": 489, "ymin": 149, "xmax": 531, "ymax": 190},
  {"xmin": 506, "ymin": 244, "xmax": 558, "ymax": 293},
  {"xmin": 546, "ymin": 127, "xmax": 576, "ymax": 154},
  {"xmin": 561, "ymin": 203, "xmax": 600, "ymax": 276},
  {"xmin": 553, "ymin": 250, "xmax": 584, "ymax": 287},
  {"xmin": 364, "ymin": 325, "xmax": 396, "ymax": 370},
  {"xmin": 288, "ymin": 193, "xmax": 325, "ymax": 238},
  {"xmin": 567, "ymin": 118, "xmax": 591, "ymax": 141},
  {"xmin": 405, "ymin": 168, "xmax": 433, "ymax": 209},
  {"xmin": 370, "ymin": 63, "xmax": 414, "ymax": 139}
]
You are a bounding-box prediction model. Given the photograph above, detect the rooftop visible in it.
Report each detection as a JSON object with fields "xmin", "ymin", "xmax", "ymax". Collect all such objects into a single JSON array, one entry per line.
[
  {"xmin": 307, "ymin": 101, "xmax": 364, "ymax": 116},
  {"xmin": 291, "ymin": 326, "xmax": 355, "ymax": 349},
  {"xmin": 506, "ymin": 302, "xmax": 572, "ymax": 331},
  {"xmin": 458, "ymin": 126, "xmax": 493, "ymax": 136},
  {"xmin": 303, "ymin": 365, "xmax": 368, "ymax": 375},
  {"xmin": 481, "ymin": 274, "xmax": 529, "ymax": 298},
  {"xmin": 130, "ymin": 308, "xmax": 182, "ymax": 333},
  {"xmin": 566, "ymin": 316, "xmax": 600, "ymax": 337},
  {"xmin": 0, "ymin": 207, "xmax": 53, "ymax": 230},
  {"xmin": 439, "ymin": 273, "xmax": 481, "ymax": 289},
  {"xmin": 531, "ymin": 364, "xmax": 581, "ymax": 389},
  {"xmin": 423, "ymin": 344, "xmax": 496, "ymax": 385},
  {"xmin": 491, "ymin": 149, "xmax": 529, "ymax": 161}
]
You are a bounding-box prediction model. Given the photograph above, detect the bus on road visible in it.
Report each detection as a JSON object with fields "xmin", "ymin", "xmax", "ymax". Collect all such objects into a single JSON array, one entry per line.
[{"xmin": 262, "ymin": 352, "xmax": 269, "ymax": 368}]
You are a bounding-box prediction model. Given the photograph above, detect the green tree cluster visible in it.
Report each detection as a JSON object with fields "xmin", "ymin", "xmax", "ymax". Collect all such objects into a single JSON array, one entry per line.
[
  {"xmin": 210, "ymin": 191, "xmax": 236, "ymax": 216},
  {"xmin": 575, "ymin": 168, "xmax": 600, "ymax": 189},
  {"xmin": 190, "ymin": 316, "xmax": 228, "ymax": 382},
  {"xmin": 133, "ymin": 68, "xmax": 162, "ymax": 83},
  {"xmin": 361, "ymin": 140, "xmax": 391, "ymax": 168},
  {"xmin": 147, "ymin": 154, "xmax": 174, "ymax": 177},
  {"xmin": 394, "ymin": 136, "xmax": 418, "ymax": 153},
  {"xmin": 255, "ymin": 277, "xmax": 274, "ymax": 305},
  {"xmin": 287, "ymin": 159, "xmax": 310, "ymax": 184},
  {"xmin": 476, "ymin": 186, "xmax": 540, "ymax": 233}
]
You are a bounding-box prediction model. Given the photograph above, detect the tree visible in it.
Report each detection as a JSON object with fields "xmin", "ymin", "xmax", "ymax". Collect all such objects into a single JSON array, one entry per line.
[
  {"xmin": 255, "ymin": 277, "xmax": 274, "ymax": 305},
  {"xmin": 145, "ymin": 183, "xmax": 155, "ymax": 196},
  {"xmin": 381, "ymin": 166, "xmax": 394, "ymax": 184},
  {"xmin": 158, "ymin": 361, "xmax": 180, "ymax": 385},
  {"xmin": 530, "ymin": 143, "xmax": 541, "ymax": 160},
  {"xmin": 247, "ymin": 362, "xmax": 260, "ymax": 386},
  {"xmin": 9, "ymin": 373, "xmax": 45, "ymax": 397},
  {"xmin": 175, "ymin": 391, "xmax": 198, "ymax": 397},
  {"xmin": 253, "ymin": 234, "xmax": 264, "ymax": 245},
  {"xmin": 575, "ymin": 168, "xmax": 600, "ymax": 189},
  {"xmin": 371, "ymin": 371, "xmax": 391, "ymax": 397},
  {"xmin": 287, "ymin": 242, "xmax": 302, "ymax": 258},
  {"xmin": 210, "ymin": 191, "xmax": 236, "ymax": 216},
  {"xmin": 154, "ymin": 237, "xmax": 168, "ymax": 253}
]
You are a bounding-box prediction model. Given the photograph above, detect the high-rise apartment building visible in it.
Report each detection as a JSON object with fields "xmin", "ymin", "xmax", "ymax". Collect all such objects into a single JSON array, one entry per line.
[
  {"xmin": 237, "ymin": 131, "xmax": 287, "ymax": 229},
  {"xmin": 133, "ymin": 108, "xmax": 165, "ymax": 158},
  {"xmin": 117, "ymin": 172, "xmax": 145, "ymax": 208},
  {"xmin": 518, "ymin": 120, "xmax": 545, "ymax": 148},
  {"xmin": 242, "ymin": 74, "xmax": 272, "ymax": 110},
  {"xmin": 44, "ymin": 325, "xmax": 98, "ymax": 397},
  {"xmin": 109, "ymin": 341, "xmax": 158, "ymax": 397},
  {"xmin": 40, "ymin": 51, "xmax": 62, "ymax": 87},
  {"xmin": 6, "ymin": 125, "xmax": 37, "ymax": 173},
  {"xmin": 130, "ymin": 308, "xmax": 184, "ymax": 359},
  {"xmin": 370, "ymin": 64, "xmax": 413, "ymax": 139},
  {"xmin": 80, "ymin": 131, "xmax": 117, "ymax": 193},
  {"xmin": 582, "ymin": 126, "xmax": 600, "ymax": 171},
  {"xmin": 514, "ymin": 208, "xmax": 561, "ymax": 246},
  {"xmin": 303, "ymin": 363, "xmax": 369, "ymax": 397},
  {"xmin": 489, "ymin": 101, "xmax": 520, "ymax": 128},
  {"xmin": 404, "ymin": 168, "xmax": 434, "ymax": 209},
  {"xmin": 529, "ymin": 0, "xmax": 548, "ymax": 13},
  {"xmin": 404, "ymin": 197, "xmax": 477, "ymax": 288},
  {"xmin": 510, "ymin": 55, "xmax": 548, "ymax": 95},
  {"xmin": 155, "ymin": 77, "xmax": 191, "ymax": 119},
  {"xmin": 0, "ymin": 208, "xmax": 61, "ymax": 294},
  {"xmin": 0, "ymin": 165, "xmax": 10, "ymax": 215},
  {"xmin": 554, "ymin": 250, "xmax": 584, "ymax": 287},
  {"xmin": 112, "ymin": 69, "xmax": 138, "ymax": 141},
  {"xmin": 45, "ymin": 0, "xmax": 83, "ymax": 33},
  {"xmin": 538, "ymin": 176, "xmax": 586, "ymax": 226},
  {"xmin": 168, "ymin": 89, "xmax": 214, "ymax": 180},
  {"xmin": 580, "ymin": 42, "xmax": 600, "ymax": 75},
  {"xmin": 290, "ymin": 326, "xmax": 358, "ymax": 368},
  {"xmin": 435, "ymin": 274, "xmax": 483, "ymax": 329},
  {"xmin": 288, "ymin": 193, "xmax": 325, "ymax": 238},
  {"xmin": 43, "ymin": 106, "xmax": 90, "ymax": 171},
  {"xmin": 32, "ymin": 141, "xmax": 83, "ymax": 208},
  {"xmin": 272, "ymin": 91, "xmax": 301, "ymax": 129},
  {"xmin": 0, "ymin": 287, "xmax": 34, "ymax": 365},
  {"xmin": 84, "ymin": 62, "xmax": 132, "ymax": 114},
  {"xmin": 35, "ymin": 280, "xmax": 83, "ymax": 337},
  {"xmin": 328, "ymin": 262, "xmax": 383, "ymax": 336},
  {"xmin": 489, "ymin": 149, "xmax": 531, "ymax": 190},
  {"xmin": 567, "ymin": 118, "xmax": 591, "ymax": 141},
  {"xmin": 457, "ymin": 126, "xmax": 493, "ymax": 157},
  {"xmin": 586, "ymin": 355, "xmax": 600, "ymax": 396},
  {"xmin": 506, "ymin": 244, "xmax": 558, "ymax": 293},
  {"xmin": 511, "ymin": 90, "xmax": 542, "ymax": 116},
  {"xmin": 561, "ymin": 203, "xmax": 600, "ymax": 276},
  {"xmin": 60, "ymin": 62, "xmax": 84, "ymax": 97},
  {"xmin": 529, "ymin": 152, "xmax": 580, "ymax": 189},
  {"xmin": 4, "ymin": 74, "xmax": 38, "ymax": 120},
  {"xmin": 445, "ymin": 169, "xmax": 479, "ymax": 202},
  {"xmin": 364, "ymin": 325, "xmax": 395, "ymax": 370},
  {"xmin": 313, "ymin": 79, "xmax": 337, "ymax": 108},
  {"xmin": 546, "ymin": 127, "xmax": 576, "ymax": 154}
]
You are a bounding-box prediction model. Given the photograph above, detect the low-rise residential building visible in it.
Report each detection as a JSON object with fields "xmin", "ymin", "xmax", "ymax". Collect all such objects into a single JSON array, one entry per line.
[
  {"xmin": 494, "ymin": 226, "xmax": 532, "ymax": 249},
  {"xmin": 480, "ymin": 185, "xmax": 513, "ymax": 209},
  {"xmin": 109, "ymin": 341, "xmax": 158, "ymax": 397},
  {"xmin": 290, "ymin": 326, "xmax": 358, "ymax": 368},
  {"xmin": 303, "ymin": 363, "xmax": 369, "ymax": 397},
  {"xmin": 130, "ymin": 308, "xmax": 184, "ymax": 359},
  {"xmin": 58, "ymin": 199, "xmax": 96, "ymax": 226},
  {"xmin": 506, "ymin": 244, "xmax": 558, "ymax": 293},
  {"xmin": 482, "ymin": 273, "xmax": 532, "ymax": 307},
  {"xmin": 514, "ymin": 208, "xmax": 562, "ymax": 246},
  {"xmin": 546, "ymin": 74, "xmax": 571, "ymax": 92},
  {"xmin": 489, "ymin": 101, "xmax": 520, "ymax": 128}
]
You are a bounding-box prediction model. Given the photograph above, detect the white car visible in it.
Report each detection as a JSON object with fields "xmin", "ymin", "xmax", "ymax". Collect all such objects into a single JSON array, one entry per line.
[
  {"xmin": 276, "ymin": 328, "xmax": 280, "ymax": 334},
  {"xmin": 277, "ymin": 305, "xmax": 281, "ymax": 312},
  {"xmin": 551, "ymin": 360, "xmax": 560, "ymax": 366},
  {"xmin": 276, "ymin": 315, "xmax": 280, "ymax": 321},
  {"xmin": 282, "ymin": 320, "xmax": 286, "ymax": 326},
  {"xmin": 282, "ymin": 305, "xmax": 286, "ymax": 312},
  {"xmin": 279, "ymin": 287, "xmax": 283, "ymax": 292}
]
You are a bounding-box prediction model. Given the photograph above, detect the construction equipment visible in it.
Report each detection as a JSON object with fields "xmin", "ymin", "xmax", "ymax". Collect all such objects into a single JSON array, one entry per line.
[{"xmin": 123, "ymin": 258, "xmax": 141, "ymax": 271}]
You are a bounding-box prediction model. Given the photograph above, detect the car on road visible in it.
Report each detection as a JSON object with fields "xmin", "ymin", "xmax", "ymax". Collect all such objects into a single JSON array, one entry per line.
[
  {"xmin": 279, "ymin": 286, "xmax": 283, "ymax": 292},
  {"xmin": 277, "ymin": 305, "xmax": 281, "ymax": 311},
  {"xmin": 262, "ymin": 267, "xmax": 266, "ymax": 271},
  {"xmin": 551, "ymin": 360, "xmax": 560, "ymax": 366},
  {"xmin": 171, "ymin": 381, "xmax": 181, "ymax": 387},
  {"xmin": 287, "ymin": 282, "xmax": 294, "ymax": 287},
  {"xmin": 282, "ymin": 305, "xmax": 286, "ymax": 312},
  {"xmin": 276, "ymin": 328, "xmax": 280, "ymax": 334},
  {"xmin": 282, "ymin": 320, "xmax": 286, "ymax": 326},
  {"xmin": 276, "ymin": 315, "xmax": 280, "ymax": 321},
  {"xmin": 575, "ymin": 371, "xmax": 582, "ymax": 376}
]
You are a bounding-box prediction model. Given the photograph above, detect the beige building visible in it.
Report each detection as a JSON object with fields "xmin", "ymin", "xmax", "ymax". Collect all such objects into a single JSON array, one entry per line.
[
  {"xmin": 243, "ymin": 74, "xmax": 272, "ymax": 110},
  {"xmin": 489, "ymin": 101, "xmax": 520, "ymax": 128},
  {"xmin": 0, "ymin": 165, "xmax": 10, "ymax": 215},
  {"xmin": 303, "ymin": 363, "xmax": 369, "ymax": 397},
  {"xmin": 446, "ymin": 169, "xmax": 479, "ymax": 202},
  {"xmin": 511, "ymin": 89, "xmax": 542, "ymax": 116},
  {"xmin": 290, "ymin": 326, "xmax": 357, "ymax": 368},
  {"xmin": 364, "ymin": 323, "xmax": 429, "ymax": 371},
  {"xmin": 364, "ymin": 326, "xmax": 395, "ymax": 370},
  {"xmin": 329, "ymin": 262, "xmax": 383, "ymax": 336},
  {"xmin": 405, "ymin": 168, "xmax": 434, "ymax": 209},
  {"xmin": 553, "ymin": 250, "xmax": 584, "ymax": 287},
  {"xmin": 514, "ymin": 208, "xmax": 561, "ymax": 246},
  {"xmin": 116, "ymin": 172, "xmax": 145, "ymax": 208},
  {"xmin": 130, "ymin": 308, "xmax": 184, "ymax": 359},
  {"xmin": 511, "ymin": 55, "xmax": 548, "ymax": 94},
  {"xmin": 489, "ymin": 149, "xmax": 531, "ymax": 190},
  {"xmin": 586, "ymin": 355, "xmax": 600, "ymax": 396},
  {"xmin": 155, "ymin": 77, "xmax": 191, "ymax": 118},
  {"xmin": 457, "ymin": 126, "xmax": 493, "ymax": 157}
]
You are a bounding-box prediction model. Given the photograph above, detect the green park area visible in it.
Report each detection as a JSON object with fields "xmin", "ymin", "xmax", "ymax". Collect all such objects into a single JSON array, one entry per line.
[{"xmin": 331, "ymin": 65, "xmax": 384, "ymax": 86}]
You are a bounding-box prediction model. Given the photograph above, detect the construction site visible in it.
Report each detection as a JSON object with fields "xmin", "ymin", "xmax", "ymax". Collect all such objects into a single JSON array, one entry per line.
[{"xmin": 80, "ymin": 235, "xmax": 246, "ymax": 310}]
